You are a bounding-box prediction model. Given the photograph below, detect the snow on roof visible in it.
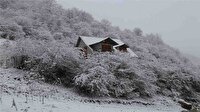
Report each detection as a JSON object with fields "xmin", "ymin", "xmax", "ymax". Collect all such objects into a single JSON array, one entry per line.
[
  {"xmin": 80, "ymin": 36, "xmax": 105, "ymax": 46},
  {"xmin": 80, "ymin": 36, "xmax": 125, "ymax": 46},
  {"xmin": 112, "ymin": 39, "xmax": 125, "ymax": 45},
  {"xmin": 113, "ymin": 44, "xmax": 129, "ymax": 48},
  {"xmin": 127, "ymin": 48, "xmax": 138, "ymax": 57}
]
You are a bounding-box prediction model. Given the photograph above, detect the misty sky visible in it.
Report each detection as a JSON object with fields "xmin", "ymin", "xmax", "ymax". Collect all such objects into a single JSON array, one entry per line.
[{"xmin": 57, "ymin": 0, "xmax": 200, "ymax": 57}]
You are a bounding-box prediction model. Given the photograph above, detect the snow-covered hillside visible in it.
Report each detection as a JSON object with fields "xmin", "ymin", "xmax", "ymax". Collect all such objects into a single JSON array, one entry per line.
[
  {"xmin": 1, "ymin": 0, "xmax": 200, "ymax": 111},
  {"xmin": 1, "ymin": 0, "xmax": 200, "ymax": 104},
  {"xmin": 0, "ymin": 68, "xmax": 183, "ymax": 112}
]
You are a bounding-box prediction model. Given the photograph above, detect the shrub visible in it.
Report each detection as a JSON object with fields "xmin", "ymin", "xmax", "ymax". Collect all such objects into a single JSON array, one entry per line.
[
  {"xmin": 74, "ymin": 66, "xmax": 114, "ymax": 96},
  {"xmin": 74, "ymin": 53, "xmax": 150, "ymax": 98},
  {"xmin": 2, "ymin": 38, "xmax": 81, "ymax": 86},
  {"xmin": 36, "ymin": 46, "xmax": 81, "ymax": 86}
]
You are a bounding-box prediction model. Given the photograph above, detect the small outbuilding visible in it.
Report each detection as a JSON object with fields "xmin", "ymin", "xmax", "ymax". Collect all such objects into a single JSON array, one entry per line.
[{"xmin": 75, "ymin": 36, "xmax": 138, "ymax": 57}]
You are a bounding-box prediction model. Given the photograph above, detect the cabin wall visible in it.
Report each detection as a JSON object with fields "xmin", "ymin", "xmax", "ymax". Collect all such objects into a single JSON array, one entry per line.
[
  {"xmin": 101, "ymin": 43, "xmax": 113, "ymax": 52},
  {"xmin": 91, "ymin": 39, "xmax": 117, "ymax": 52},
  {"xmin": 78, "ymin": 40, "xmax": 93, "ymax": 54},
  {"xmin": 86, "ymin": 46, "xmax": 93, "ymax": 54},
  {"xmin": 117, "ymin": 46, "xmax": 128, "ymax": 52},
  {"xmin": 90, "ymin": 43, "xmax": 102, "ymax": 52},
  {"xmin": 101, "ymin": 39, "xmax": 118, "ymax": 52},
  {"xmin": 78, "ymin": 40, "xmax": 87, "ymax": 48}
]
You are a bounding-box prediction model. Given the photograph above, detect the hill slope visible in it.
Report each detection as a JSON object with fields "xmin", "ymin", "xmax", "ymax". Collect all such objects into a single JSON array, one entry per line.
[{"xmin": 0, "ymin": 0, "xmax": 200, "ymax": 104}]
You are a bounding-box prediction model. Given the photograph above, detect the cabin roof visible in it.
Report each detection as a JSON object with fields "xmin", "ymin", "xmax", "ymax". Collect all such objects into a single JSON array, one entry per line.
[
  {"xmin": 79, "ymin": 36, "xmax": 126, "ymax": 46},
  {"xmin": 112, "ymin": 39, "xmax": 125, "ymax": 46},
  {"xmin": 127, "ymin": 48, "xmax": 138, "ymax": 57},
  {"xmin": 80, "ymin": 36, "xmax": 105, "ymax": 46}
]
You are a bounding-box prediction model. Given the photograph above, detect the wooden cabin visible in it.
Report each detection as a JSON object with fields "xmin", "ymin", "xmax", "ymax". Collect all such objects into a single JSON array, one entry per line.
[{"xmin": 75, "ymin": 36, "xmax": 138, "ymax": 57}]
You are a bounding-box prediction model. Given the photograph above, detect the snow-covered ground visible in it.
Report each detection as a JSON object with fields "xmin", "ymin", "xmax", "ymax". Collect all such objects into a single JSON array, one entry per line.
[
  {"xmin": 0, "ymin": 93, "xmax": 182, "ymax": 112},
  {"xmin": 0, "ymin": 68, "xmax": 183, "ymax": 112}
]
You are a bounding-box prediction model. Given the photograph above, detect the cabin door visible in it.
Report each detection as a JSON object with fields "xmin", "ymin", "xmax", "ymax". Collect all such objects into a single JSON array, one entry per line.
[{"xmin": 102, "ymin": 44, "xmax": 112, "ymax": 52}]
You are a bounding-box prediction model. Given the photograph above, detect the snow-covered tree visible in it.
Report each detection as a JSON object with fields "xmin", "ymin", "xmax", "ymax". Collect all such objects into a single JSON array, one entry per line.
[{"xmin": 133, "ymin": 27, "xmax": 143, "ymax": 36}]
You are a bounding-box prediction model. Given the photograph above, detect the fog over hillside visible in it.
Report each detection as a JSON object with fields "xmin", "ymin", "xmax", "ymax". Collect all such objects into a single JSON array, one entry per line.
[{"xmin": 185, "ymin": 54, "xmax": 200, "ymax": 66}]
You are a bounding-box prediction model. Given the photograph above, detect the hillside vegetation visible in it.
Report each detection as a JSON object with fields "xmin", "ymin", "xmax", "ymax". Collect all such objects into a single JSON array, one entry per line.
[{"xmin": 0, "ymin": 0, "xmax": 200, "ymax": 102}]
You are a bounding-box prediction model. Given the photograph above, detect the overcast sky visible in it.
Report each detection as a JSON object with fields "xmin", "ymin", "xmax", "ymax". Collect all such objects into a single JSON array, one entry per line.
[{"xmin": 57, "ymin": 0, "xmax": 200, "ymax": 57}]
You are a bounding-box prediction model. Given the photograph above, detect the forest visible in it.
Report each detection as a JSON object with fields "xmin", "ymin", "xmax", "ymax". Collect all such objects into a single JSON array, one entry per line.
[{"xmin": 0, "ymin": 0, "xmax": 200, "ymax": 102}]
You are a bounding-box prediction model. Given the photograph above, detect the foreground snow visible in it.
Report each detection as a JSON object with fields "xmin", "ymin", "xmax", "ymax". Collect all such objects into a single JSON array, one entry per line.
[
  {"xmin": 0, "ymin": 68, "xmax": 183, "ymax": 112},
  {"xmin": 0, "ymin": 93, "xmax": 182, "ymax": 112}
]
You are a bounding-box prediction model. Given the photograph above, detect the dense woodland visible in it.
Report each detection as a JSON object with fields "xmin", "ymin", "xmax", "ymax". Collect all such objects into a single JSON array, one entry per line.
[{"xmin": 0, "ymin": 0, "xmax": 200, "ymax": 101}]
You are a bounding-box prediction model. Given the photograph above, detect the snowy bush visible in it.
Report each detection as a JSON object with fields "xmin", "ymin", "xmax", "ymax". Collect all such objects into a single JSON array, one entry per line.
[
  {"xmin": 36, "ymin": 41, "xmax": 81, "ymax": 86},
  {"xmin": 1, "ymin": 38, "xmax": 81, "ymax": 86},
  {"xmin": 74, "ymin": 53, "xmax": 150, "ymax": 98},
  {"xmin": 75, "ymin": 66, "xmax": 114, "ymax": 96},
  {"xmin": 0, "ymin": 39, "xmax": 14, "ymax": 67},
  {"xmin": 0, "ymin": 18, "xmax": 24, "ymax": 40}
]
